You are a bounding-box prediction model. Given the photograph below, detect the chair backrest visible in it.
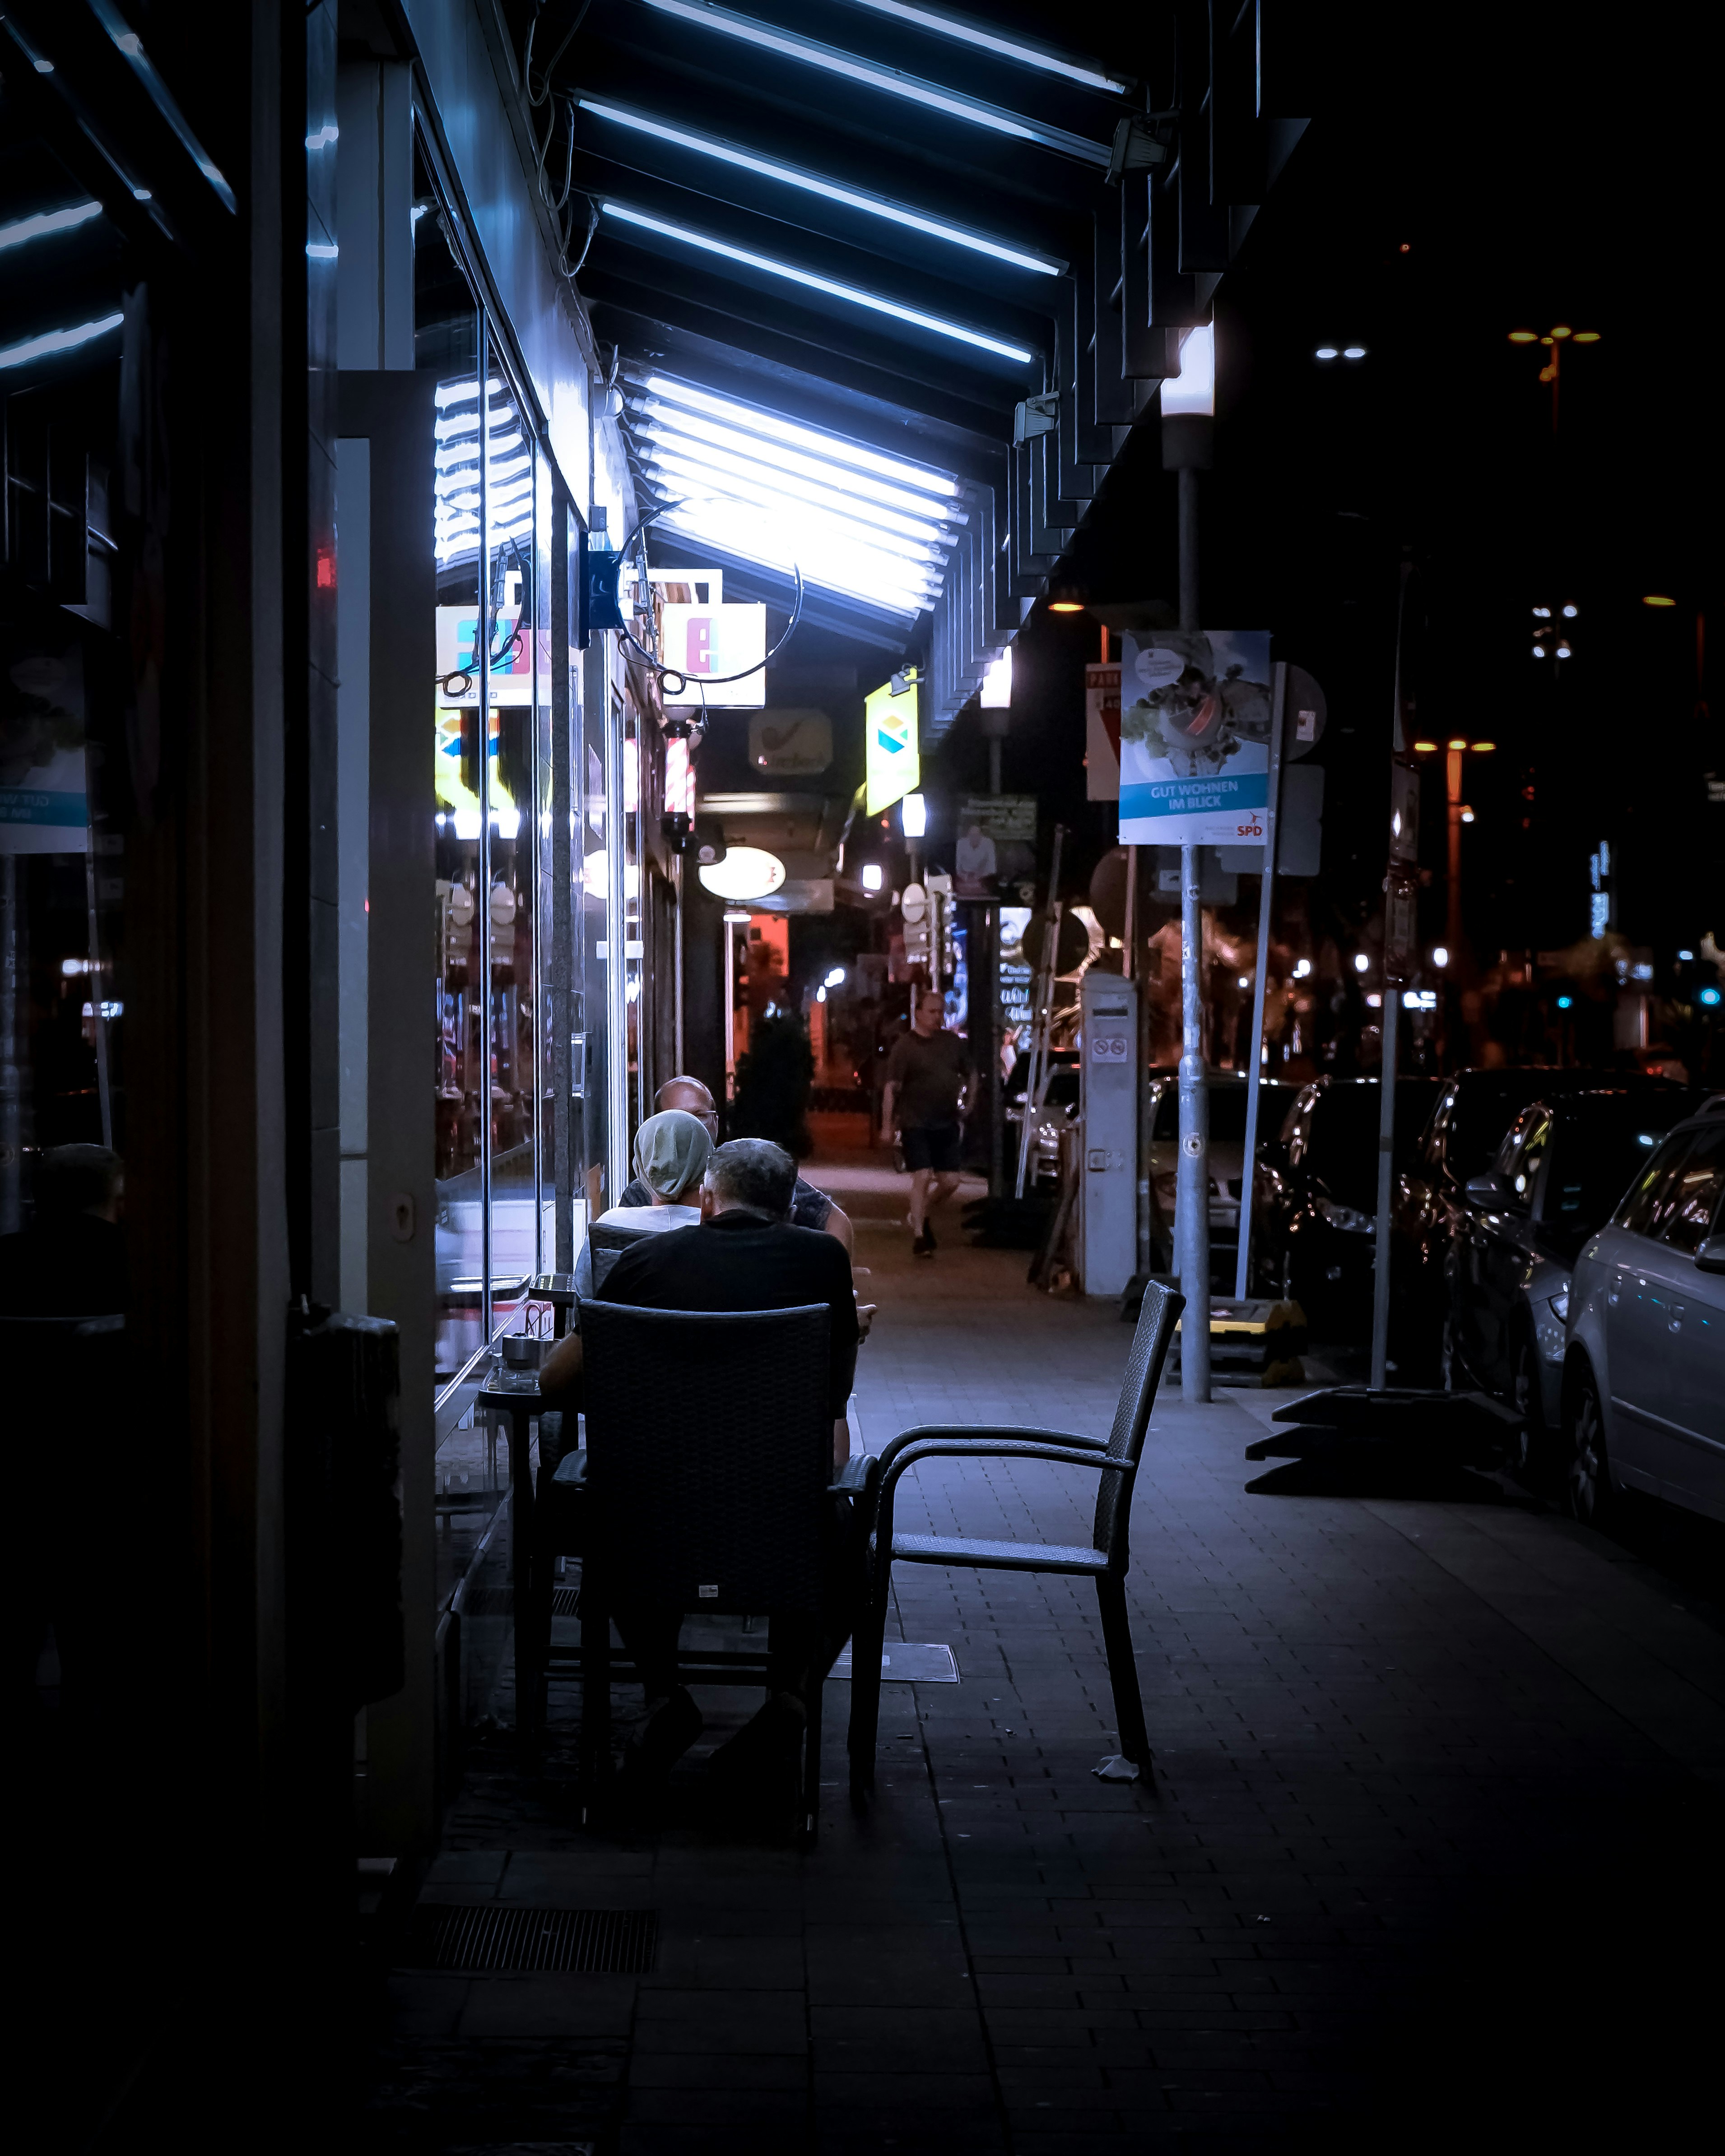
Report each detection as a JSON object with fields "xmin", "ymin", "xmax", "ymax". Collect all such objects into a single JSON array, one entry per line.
[
  {"xmin": 588, "ymin": 1219, "xmax": 645, "ymax": 1292},
  {"xmin": 1093, "ymin": 1280, "xmax": 1183, "ymax": 1568},
  {"xmin": 578, "ymin": 1298, "xmax": 832, "ymax": 1614}
]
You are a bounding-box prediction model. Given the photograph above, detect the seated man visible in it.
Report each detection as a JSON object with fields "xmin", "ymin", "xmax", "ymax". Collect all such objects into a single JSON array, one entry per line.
[
  {"xmin": 572, "ymin": 1108, "xmax": 712, "ymax": 1299},
  {"xmin": 542, "ymin": 1137, "xmax": 861, "ymax": 1788},
  {"xmin": 620, "ymin": 1074, "xmax": 856, "ymax": 1257}
]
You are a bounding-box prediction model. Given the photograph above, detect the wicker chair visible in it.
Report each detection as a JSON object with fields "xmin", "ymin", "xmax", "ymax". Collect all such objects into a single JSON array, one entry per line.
[
  {"xmin": 847, "ymin": 1280, "xmax": 1182, "ymax": 1798},
  {"xmin": 534, "ymin": 1298, "xmax": 877, "ymax": 1845},
  {"xmin": 586, "ymin": 1218, "xmax": 646, "ymax": 1293}
]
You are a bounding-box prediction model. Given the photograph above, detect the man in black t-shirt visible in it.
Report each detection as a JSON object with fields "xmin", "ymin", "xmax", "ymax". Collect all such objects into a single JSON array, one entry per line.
[{"xmin": 882, "ymin": 990, "xmax": 975, "ymax": 1259}]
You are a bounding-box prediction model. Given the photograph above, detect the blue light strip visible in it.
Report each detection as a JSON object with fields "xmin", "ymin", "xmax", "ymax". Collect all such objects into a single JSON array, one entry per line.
[
  {"xmin": 601, "ymin": 201, "xmax": 1037, "ymax": 362},
  {"xmin": 0, "ymin": 311, "xmax": 125, "ymax": 372},
  {"xmin": 637, "ymin": 0, "xmax": 1112, "ymax": 168},
  {"xmin": 0, "ymin": 199, "xmax": 102, "ymax": 253},
  {"xmin": 579, "ymin": 98, "xmax": 1062, "ymax": 274},
  {"xmin": 834, "ymin": 0, "xmax": 1132, "ymax": 95},
  {"xmin": 85, "ymin": 0, "xmax": 236, "ymax": 213}
]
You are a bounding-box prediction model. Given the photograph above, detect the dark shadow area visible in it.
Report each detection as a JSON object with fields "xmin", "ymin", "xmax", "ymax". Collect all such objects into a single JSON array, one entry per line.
[{"xmin": 1246, "ymin": 1454, "xmax": 1536, "ymax": 1503}]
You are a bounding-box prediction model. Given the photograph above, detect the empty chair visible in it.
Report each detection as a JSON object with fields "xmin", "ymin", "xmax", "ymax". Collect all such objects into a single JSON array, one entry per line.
[{"xmin": 847, "ymin": 1280, "xmax": 1182, "ymax": 1796}]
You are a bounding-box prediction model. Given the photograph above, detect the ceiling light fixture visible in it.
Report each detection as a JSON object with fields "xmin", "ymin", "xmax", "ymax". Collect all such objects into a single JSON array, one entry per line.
[
  {"xmin": 834, "ymin": 0, "xmax": 1133, "ymax": 94},
  {"xmin": 1642, "ymin": 594, "xmax": 1675, "ymax": 607},
  {"xmin": 0, "ymin": 199, "xmax": 102, "ymax": 253},
  {"xmin": 86, "ymin": 0, "xmax": 236, "ymax": 212},
  {"xmin": 640, "ymin": 447, "xmax": 949, "ymax": 568},
  {"xmin": 1315, "ymin": 345, "xmax": 1339, "ymax": 360},
  {"xmin": 579, "ymin": 98, "xmax": 1062, "ymax": 275},
  {"xmin": 602, "ymin": 202, "xmax": 1035, "ymax": 362},
  {"xmin": 637, "ymin": 0, "xmax": 1112, "ymax": 167},
  {"xmin": 1343, "ymin": 345, "xmax": 1367, "ymax": 358},
  {"xmin": 0, "ymin": 311, "xmax": 125, "ymax": 372}
]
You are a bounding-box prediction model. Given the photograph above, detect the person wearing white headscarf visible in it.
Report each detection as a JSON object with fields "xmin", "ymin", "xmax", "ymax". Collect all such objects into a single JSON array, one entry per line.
[{"xmin": 570, "ymin": 1108, "xmax": 713, "ymax": 1300}]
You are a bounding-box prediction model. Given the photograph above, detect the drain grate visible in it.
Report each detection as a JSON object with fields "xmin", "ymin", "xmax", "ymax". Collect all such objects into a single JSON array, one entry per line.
[{"xmin": 404, "ymin": 1905, "xmax": 657, "ymax": 1974}]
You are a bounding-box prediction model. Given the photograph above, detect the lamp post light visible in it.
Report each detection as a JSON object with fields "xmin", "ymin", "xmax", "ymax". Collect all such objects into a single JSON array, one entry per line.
[
  {"xmin": 1162, "ymin": 324, "xmax": 1216, "ymax": 1403},
  {"xmin": 1507, "ymin": 324, "xmax": 1600, "ymax": 434},
  {"xmin": 1410, "ymin": 738, "xmax": 1495, "ymax": 1063}
]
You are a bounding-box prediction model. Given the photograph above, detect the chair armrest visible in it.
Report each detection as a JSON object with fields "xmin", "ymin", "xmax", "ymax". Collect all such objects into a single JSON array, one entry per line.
[
  {"xmin": 871, "ymin": 1439, "xmax": 1129, "ymax": 1575},
  {"xmin": 876, "ymin": 1423, "xmax": 1106, "ymax": 1475},
  {"xmin": 829, "ymin": 1452, "xmax": 879, "ymax": 1498}
]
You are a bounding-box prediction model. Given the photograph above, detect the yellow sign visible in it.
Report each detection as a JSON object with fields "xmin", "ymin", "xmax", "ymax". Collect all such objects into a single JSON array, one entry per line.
[{"xmin": 864, "ymin": 678, "xmax": 920, "ymax": 816}]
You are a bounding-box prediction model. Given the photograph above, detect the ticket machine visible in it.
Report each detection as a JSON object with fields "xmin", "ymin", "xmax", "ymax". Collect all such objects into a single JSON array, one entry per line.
[{"xmin": 1080, "ymin": 972, "xmax": 1138, "ymax": 1297}]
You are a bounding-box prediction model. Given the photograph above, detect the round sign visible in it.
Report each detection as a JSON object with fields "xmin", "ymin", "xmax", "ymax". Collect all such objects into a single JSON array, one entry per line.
[
  {"xmin": 697, "ymin": 845, "xmax": 787, "ymax": 902},
  {"xmin": 900, "ymin": 882, "xmax": 928, "ymax": 922},
  {"xmin": 1132, "ymin": 642, "xmax": 1186, "ymax": 690}
]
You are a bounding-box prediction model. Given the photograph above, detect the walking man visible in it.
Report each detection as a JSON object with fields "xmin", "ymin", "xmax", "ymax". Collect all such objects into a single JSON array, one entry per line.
[{"xmin": 882, "ymin": 989, "xmax": 975, "ymax": 1258}]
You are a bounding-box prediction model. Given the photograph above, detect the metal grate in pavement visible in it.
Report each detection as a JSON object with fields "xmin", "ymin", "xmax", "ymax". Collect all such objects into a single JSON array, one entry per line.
[{"xmin": 403, "ymin": 1905, "xmax": 656, "ymax": 1973}]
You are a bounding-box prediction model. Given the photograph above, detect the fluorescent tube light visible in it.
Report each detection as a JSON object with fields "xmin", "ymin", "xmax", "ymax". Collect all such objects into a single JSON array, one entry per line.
[
  {"xmin": 601, "ymin": 202, "xmax": 1036, "ymax": 362},
  {"xmin": 0, "ymin": 199, "xmax": 102, "ymax": 253},
  {"xmin": 653, "ymin": 506, "xmax": 937, "ymax": 612},
  {"xmin": 0, "ymin": 311, "xmax": 125, "ymax": 372},
  {"xmin": 637, "ymin": 0, "xmax": 1111, "ymax": 168},
  {"xmin": 639, "ymin": 375, "xmax": 959, "ymax": 496},
  {"xmin": 639, "ymin": 440, "xmax": 950, "ymax": 552},
  {"xmin": 637, "ymin": 425, "xmax": 956, "ymax": 544},
  {"xmin": 578, "ymin": 97, "xmax": 1062, "ymax": 274},
  {"xmin": 633, "ymin": 400, "xmax": 965, "ymax": 524},
  {"xmin": 642, "ymin": 459, "xmax": 953, "ymax": 563},
  {"xmin": 835, "ymin": 0, "xmax": 1133, "ymax": 94}
]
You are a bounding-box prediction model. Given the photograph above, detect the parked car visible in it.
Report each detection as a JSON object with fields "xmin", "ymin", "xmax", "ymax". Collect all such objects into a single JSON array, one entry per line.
[
  {"xmin": 1146, "ymin": 1072, "xmax": 1296, "ymax": 1274},
  {"xmin": 1249, "ymin": 1076, "xmax": 1441, "ymax": 1338},
  {"xmin": 1444, "ymin": 1089, "xmax": 1705, "ymax": 1467},
  {"xmin": 1389, "ymin": 1067, "xmax": 1686, "ymax": 1381},
  {"xmin": 1005, "ymin": 1052, "xmax": 1079, "ymax": 1188},
  {"xmin": 1562, "ymin": 1099, "xmax": 1725, "ymax": 1523}
]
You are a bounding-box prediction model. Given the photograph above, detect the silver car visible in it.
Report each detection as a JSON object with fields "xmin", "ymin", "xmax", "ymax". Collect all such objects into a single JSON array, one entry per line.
[{"xmin": 1563, "ymin": 1102, "xmax": 1725, "ymax": 1524}]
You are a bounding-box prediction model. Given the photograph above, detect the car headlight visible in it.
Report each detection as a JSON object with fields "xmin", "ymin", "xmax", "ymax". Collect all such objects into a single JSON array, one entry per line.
[
  {"xmin": 1316, "ymin": 1196, "xmax": 1374, "ymax": 1234},
  {"xmin": 1548, "ymin": 1288, "xmax": 1569, "ymax": 1323}
]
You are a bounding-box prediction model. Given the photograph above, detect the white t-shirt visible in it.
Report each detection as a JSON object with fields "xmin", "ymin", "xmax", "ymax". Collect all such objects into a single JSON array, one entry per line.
[{"xmin": 574, "ymin": 1203, "xmax": 700, "ymax": 1298}]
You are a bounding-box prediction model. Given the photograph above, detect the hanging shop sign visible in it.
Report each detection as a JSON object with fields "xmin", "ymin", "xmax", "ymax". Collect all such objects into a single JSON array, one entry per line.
[
  {"xmin": 660, "ymin": 602, "xmax": 767, "ymax": 707},
  {"xmin": 953, "ymin": 794, "xmax": 1037, "ymax": 898},
  {"xmin": 864, "ymin": 677, "xmax": 920, "ymax": 815},
  {"xmin": 1117, "ymin": 630, "xmax": 1274, "ymax": 846},
  {"xmin": 997, "ymin": 903, "xmax": 1034, "ymax": 1035},
  {"xmin": 748, "ymin": 709, "xmax": 832, "ymax": 774},
  {"xmin": 435, "ymin": 602, "xmax": 535, "ymax": 705},
  {"xmin": 1085, "ymin": 661, "xmax": 1121, "ymax": 801}
]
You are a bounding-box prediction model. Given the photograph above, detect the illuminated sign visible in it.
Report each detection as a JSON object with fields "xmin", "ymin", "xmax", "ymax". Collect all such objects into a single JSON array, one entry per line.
[
  {"xmin": 660, "ymin": 601, "xmax": 767, "ymax": 707},
  {"xmin": 865, "ymin": 677, "xmax": 920, "ymax": 815}
]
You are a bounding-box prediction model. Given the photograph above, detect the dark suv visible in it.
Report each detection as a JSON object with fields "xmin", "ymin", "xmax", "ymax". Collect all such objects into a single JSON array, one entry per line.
[
  {"xmin": 1390, "ymin": 1067, "xmax": 1686, "ymax": 1382},
  {"xmin": 1445, "ymin": 1088, "xmax": 1703, "ymax": 1465},
  {"xmin": 1250, "ymin": 1076, "xmax": 1440, "ymax": 1338}
]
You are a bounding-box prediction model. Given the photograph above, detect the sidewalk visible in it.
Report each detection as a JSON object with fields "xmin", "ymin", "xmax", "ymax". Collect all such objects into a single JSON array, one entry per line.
[{"xmin": 368, "ymin": 1168, "xmax": 1725, "ymax": 2151}]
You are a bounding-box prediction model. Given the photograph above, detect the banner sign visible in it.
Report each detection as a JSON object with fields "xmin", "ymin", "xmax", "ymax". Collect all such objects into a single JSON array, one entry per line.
[
  {"xmin": 2, "ymin": 649, "xmax": 88, "ymax": 854},
  {"xmin": 1118, "ymin": 630, "xmax": 1273, "ymax": 846},
  {"xmin": 864, "ymin": 678, "xmax": 920, "ymax": 814},
  {"xmin": 1085, "ymin": 661, "xmax": 1121, "ymax": 801},
  {"xmin": 435, "ymin": 603, "xmax": 536, "ymax": 705},
  {"xmin": 660, "ymin": 601, "xmax": 767, "ymax": 708}
]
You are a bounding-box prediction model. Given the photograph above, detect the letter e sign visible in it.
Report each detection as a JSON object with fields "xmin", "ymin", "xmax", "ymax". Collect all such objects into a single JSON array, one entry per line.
[{"xmin": 687, "ymin": 616, "xmax": 712, "ymax": 674}]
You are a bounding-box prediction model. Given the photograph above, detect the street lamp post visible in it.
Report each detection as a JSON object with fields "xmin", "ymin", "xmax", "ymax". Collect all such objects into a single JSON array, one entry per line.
[
  {"xmin": 1410, "ymin": 733, "xmax": 1495, "ymax": 1067},
  {"xmin": 1162, "ymin": 326, "xmax": 1215, "ymax": 1403}
]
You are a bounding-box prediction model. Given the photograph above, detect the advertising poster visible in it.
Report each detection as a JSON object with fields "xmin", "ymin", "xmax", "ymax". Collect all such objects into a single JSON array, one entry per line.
[
  {"xmin": 1118, "ymin": 630, "xmax": 1273, "ymax": 846},
  {"xmin": 2, "ymin": 648, "xmax": 87, "ymax": 853},
  {"xmin": 953, "ymin": 793, "xmax": 1037, "ymax": 897},
  {"xmin": 1084, "ymin": 660, "xmax": 1121, "ymax": 801},
  {"xmin": 864, "ymin": 677, "xmax": 919, "ymax": 814}
]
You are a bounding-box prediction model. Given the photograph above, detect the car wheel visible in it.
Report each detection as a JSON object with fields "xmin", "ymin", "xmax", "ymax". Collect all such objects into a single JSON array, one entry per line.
[
  {"xmin": 1507, "ymin": 1334, "xmax": 1542, "ymax": 1477},
  {"xmin": 1563, "ymin": 1360, "xmax": 1612, "ymax": 1525}
]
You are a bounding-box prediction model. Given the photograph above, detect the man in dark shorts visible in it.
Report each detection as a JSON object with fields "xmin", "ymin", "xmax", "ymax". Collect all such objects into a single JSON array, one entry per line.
[
  {"xmin": 620, "ymin": 1074, "xmax": 854, "ymax": 1255},
  {"xmin": 882, "ymin": 990, "xmax": 975, "ymax": 1258}
]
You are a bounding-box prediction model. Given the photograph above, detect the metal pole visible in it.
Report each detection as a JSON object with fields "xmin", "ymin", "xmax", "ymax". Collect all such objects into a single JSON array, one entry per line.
[
  {"xmin": 1175, "ymin": 467, "xmax": 1209, "ymax": 1400},
  {"xmin": 1014, "ymin": 823, "xmax": 1063, "ymax": 1199},
  {"xmin": 1369, "ymin": 988, "xmax": 1400, "ymax": 1388},
  {"xmin": 1234, "ymin": 662, "xmax": 1288, "ymax": 1300},
  {"xmin": 476, "ymin": 319, "xmax": 493, "ymax": 1345}
]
